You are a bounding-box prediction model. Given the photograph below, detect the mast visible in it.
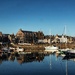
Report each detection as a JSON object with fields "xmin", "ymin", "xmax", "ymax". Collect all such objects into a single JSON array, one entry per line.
[
  {"xmin": 49, "ymin": 29, "xmax": 52, "ymax": 45},
  {"xmin": 64, "ymin": 25, "xmax": 66, "ymax": 36},
  {"xmin": 64, "ymin": 25, "xmax": 67, "ymax": 48}
]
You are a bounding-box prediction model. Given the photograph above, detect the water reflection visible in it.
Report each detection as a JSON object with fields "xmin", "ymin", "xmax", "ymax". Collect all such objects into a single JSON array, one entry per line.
[
  {"xmin": 0, "ymin": 52, "xmax": 49, "ymax": 64},
  {"xmin": 16, "ymin": 52, "xmax": 45, "ymax": 64},
  {"xmin": 63, "ymin": 55, "xmax": 75, "ymax": 62},
  {"xmin": 1, "ymin": 52, "xmax": 75, "ymax": 64},
  {"xmin": 0, "ymin": 52, "xmax": 75, "ymax": 75}
]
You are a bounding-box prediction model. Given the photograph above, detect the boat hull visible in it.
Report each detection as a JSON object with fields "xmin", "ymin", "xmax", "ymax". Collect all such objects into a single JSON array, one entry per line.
[
  {"xmin": 65, "ymin": 50, "xmax": 75, "ymax": 57},
  {"xmin": 45, "ymin": 46, "xmax": 58, "ymax": 52}
]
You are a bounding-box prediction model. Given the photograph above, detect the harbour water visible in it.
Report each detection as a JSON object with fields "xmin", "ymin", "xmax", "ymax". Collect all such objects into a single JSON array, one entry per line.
[{"xmin": 0, "ymin": 52, "xmax": 75, "ymax": 75}]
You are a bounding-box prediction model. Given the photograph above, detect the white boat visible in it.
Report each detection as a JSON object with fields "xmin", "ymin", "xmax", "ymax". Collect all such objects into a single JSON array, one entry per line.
[
  {"xmin": 45, "ymin": 45, "xmax": 58, "ymax": 50},
  {"xmin": 44, "ymin": 30, "xmax": 58, "ymax": 52},
  {"xmin": 67, "ymin": 50, "xmax": 75, "ymax": 53},
  {"xmin": 59, "ymin": 48, "xmax": 71, "ymax": 52},
  {"xmin": 45, "ymin": 45, "xmax": 58, "ymax": 52}
]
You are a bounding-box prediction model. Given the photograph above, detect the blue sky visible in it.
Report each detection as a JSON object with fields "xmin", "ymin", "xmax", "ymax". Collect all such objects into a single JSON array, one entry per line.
[{"xmin": 0, "ymin": 0, "xmax": 75, "ymax": 36}]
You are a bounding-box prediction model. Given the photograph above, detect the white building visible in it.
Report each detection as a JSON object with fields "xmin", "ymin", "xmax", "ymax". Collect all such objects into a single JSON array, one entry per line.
[
  {"xmin": 59, "ymin": 35, "xmax": 67, "ymax": 43},
  {"xmin": 38, "ymin": 39, "xmax": 50, "ymax": 43}
]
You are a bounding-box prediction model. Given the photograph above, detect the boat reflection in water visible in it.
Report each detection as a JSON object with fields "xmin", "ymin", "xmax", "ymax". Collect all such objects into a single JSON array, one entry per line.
[{"xmin": 63, "ymin": 54, "xmax": 75, "ymax": 62}]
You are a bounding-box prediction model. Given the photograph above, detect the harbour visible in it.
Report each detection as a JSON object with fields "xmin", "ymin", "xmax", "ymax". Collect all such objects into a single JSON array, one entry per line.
[
  {"xmin": 1, "ymin": 42, "xmax": 75, "ymax": 58},
  {"xmin": 0, "ymin": 51, "xmax": 75, "ymax": 75},
  {"xmin": 0, "ymin": 0, "xmax": 75, "ymax": 75}
]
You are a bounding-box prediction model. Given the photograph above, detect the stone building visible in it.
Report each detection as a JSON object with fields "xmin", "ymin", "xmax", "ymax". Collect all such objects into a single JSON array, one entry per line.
[
  {"xmin": 16, "ymin": 29, "xmax": 44, "ymax": 43},
  {"xmin": 8, "ymin": 34, "xmax": 15, "ymax": 43},
  {"xmin": 0, "ymin": 32, "xmax": 2, "ymax": 43},
  {"xmin": 0, "ymin": 32, "xmax": 2, "ymax": 37}
]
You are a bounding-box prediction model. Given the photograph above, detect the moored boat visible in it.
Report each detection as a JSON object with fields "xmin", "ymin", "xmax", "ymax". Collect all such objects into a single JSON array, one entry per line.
[
  {"xmin": 45, "ymin": 45, "xmax": 58, "ymax": 52},
  {"xmin": 45, "ymin": 30, "xmax": 58, "ymax": 52},
  {"xmin": 65, "ymin": 49, "xmax": 75, "ymax": 56}
]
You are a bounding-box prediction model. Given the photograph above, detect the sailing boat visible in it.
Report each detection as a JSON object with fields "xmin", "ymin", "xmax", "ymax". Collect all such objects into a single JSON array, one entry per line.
[
  {"xmin": 63, "ymin": 26, "xmax": 75, "ymax": 56},
  {"xmin": 45, "ymin": 30, "xmax": 58, "ymax": 52},
  {"xmin": 59, "ymin": 26, "xmax": 70, "ymax": 52}
]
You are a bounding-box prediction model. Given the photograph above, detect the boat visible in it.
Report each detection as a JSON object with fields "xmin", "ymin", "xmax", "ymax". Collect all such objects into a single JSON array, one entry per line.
[
  {"xmin": 59, "ymin": 26, "xmax": 72, "ymax": 53},
  {"xmin": 45, "ymin": 30, "xmax": 58, "ymax": 52},
  {"xmin": 45, "ymin": 45, "xmax": 58, "ymax": 52},
  {"xmin": 65, "ymin": 49, "xmax": 75, "ymax": 56}
]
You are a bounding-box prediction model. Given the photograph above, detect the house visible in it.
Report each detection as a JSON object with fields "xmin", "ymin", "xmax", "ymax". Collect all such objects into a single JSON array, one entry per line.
[
  {"xmin": 16, "ymin": 29, "xmax": 44, "ymax": 43},
  {"xmin": 67, "ymin": 36, "xmax": 73, "ymax": 43},
  {"xmin": 52, "ymin": 34, "xmax": 61, "ymax": 43},
  {"xmin": 43, "ymin": 35, "xmax": 50, "ymax": 43},
  {"xmin": 59, "ymin": 35, "xmax": 67, "ymax": 43},
  {"xmin": 52, "ymin": 34, "xmax": 67, "ymax": 43},
  {"xmin": 8, "ymin": 34, "xmax": 15, "ymax": 43},
  {"xmin": 38, "ymin": 35, "xmax": 55, "ymax": 44},
  {"xmin": 2, "ymin": 34, "xmax": 10, "ymax": 44},
  {"xmin": 0, "ymin": 32, "xmax": 2, "ymax": 44},
  {"xmin": 16, "ymin": 29, "xmax": 34, "ymax": 43},
  {"xmin": 0, "ymin": 32, "xmax": 2, "ymax": 37}
]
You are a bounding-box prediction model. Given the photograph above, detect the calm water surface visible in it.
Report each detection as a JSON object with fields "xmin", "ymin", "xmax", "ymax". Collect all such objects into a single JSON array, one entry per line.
[{"xmin": 0, "ymin": 52, "xmax": 75, "ymax": 75}]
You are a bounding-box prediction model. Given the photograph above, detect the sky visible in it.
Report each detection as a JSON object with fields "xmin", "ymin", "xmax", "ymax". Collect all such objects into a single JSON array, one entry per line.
[{"xmin": 0, "ymin": 0, "xmax": 75, "ymax": 36}]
